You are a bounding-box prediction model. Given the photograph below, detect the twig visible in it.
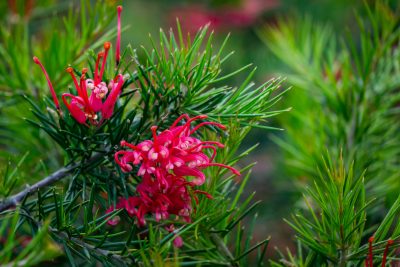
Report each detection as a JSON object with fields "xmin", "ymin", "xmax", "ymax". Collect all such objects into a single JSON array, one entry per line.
[{"xmin": 0, "ymin": 153, "xmax": 104, "ymax": 212}]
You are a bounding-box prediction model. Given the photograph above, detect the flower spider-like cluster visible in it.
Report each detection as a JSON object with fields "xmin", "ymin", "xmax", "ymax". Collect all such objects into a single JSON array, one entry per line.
[
  {"xmin": 33, "ymin": 6, "xmax": 124, "ymax": 126},
  {"xmin": 107, "ymin": 114, "xmax": 240, "ymax": 247}
]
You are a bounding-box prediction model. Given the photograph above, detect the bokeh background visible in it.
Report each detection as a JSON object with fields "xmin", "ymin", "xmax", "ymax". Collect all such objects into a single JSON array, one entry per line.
[{"xmin": 1, "ymin": 0, "xmax": 397, "ymax": 263}]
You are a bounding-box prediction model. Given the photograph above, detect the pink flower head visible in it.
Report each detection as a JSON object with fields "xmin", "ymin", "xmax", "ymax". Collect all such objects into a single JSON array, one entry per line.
[
  {"xmin": 115, "ymin": 114, "xmax": 240, "ymax": 185},
  {"xmin": 33, "ymin": 6, "xmax": 124, "ymax": 126},
  {"xmin": 108, "ymin": 115, "xmax": 239, "ymax": 231},
  {"xmin": 62, "ymin": 41, "xmax": 125, "ymax": 126}
]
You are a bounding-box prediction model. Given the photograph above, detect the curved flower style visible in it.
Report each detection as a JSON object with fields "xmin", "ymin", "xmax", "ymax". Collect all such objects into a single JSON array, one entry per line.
[
  {"xmin": 108, "ymin": 115, "xmax": 240, "ymax": 248},
  {"xmin": 33, "ymin": 6, "xmax": 124, "ymax": 126},
  {"xmin": 365, "ymin": 237, "xmax": 394, "ymax": 267}
]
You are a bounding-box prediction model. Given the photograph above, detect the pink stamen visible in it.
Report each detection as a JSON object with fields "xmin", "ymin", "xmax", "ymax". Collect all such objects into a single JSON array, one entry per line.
[
  {"xmin": 116, "ymin": 6, "xmax": 122, "ymax": 66},
  {"xmin": 114, "ymin": 151, "xmax": 130, "ymax": 172},
  {"xmin": 94, "ymin": 52, "xmax": 104, "ymax": 85},
  {"xmin": 201, "ymin": 145, "xmax": 218, "ymax": 161},
  {"xmin": 171, "ymin": 114, "xmax": 191, "ymax": 127},
  {"xmin": 79, "ymin": 69, "xmax": 90, "ymax": 107},
  {"xmin": 368, "ymin": 236, "xmax": 374, "ymax": 267},
  {"xmin": 194, "ymin": 190, "xmax": 213, "ymax": 199},
  {"xmin": 201, "ymin": 162, "xmax": 240, "ymax": 176},
  {"xmin": 99, "ymin": 42, "xmax": 111, "ymax": 81},
  {"xmin": 190, "ymin": 121, "xmax": 226, "ymax": 135},
  {"xmin": 187, "ymin": 141, "xmax": 225, "ymax": 150},
  {"xmin": 66, "ymin": 67, "xmax": 81, "ymax": 96},
  {"xmin": 120, "ymin": 140, "xmax": 139, "ymax": 150},
  {"xmin": 177, "ymin": 115, "xmax": 208, "ymax": 136},
  {"xmin": 151, "ymin": 126, "xmax": 158, "ymax": 146},
  {"xmin": 33, "ymin": 56, "xmax": 60, "ymax": 109},
  {"xmin": 381, "ymin": 239, "xmax": 394, "ymax": 267}
]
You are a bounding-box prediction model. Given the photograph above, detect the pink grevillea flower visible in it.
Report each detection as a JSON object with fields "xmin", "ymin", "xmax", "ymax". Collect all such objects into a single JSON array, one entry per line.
[
  {"xmin": 365, "ymin": 236, "xmax": 394, "ymax": 267},
  {"xmin": 114, "ymin": 114, "xmax": 240, "ymax": 186},
  {"xmin": 107, "ymin": 115, "xmax": 239, "ymax": 247},
  {"xmin": 62, "ymin": 43, "xmax": 125, "ymax": 125},
  {"xmin": 114, "ymin": 174, "xmax": 197, "ymax": 226},
  {"xmin": 106, "ymin": 172, "xmax": 214, "ymax": 227},
  {"xmin": 33, "ymin": 6, "xmax": 124, "ymax": 126}
]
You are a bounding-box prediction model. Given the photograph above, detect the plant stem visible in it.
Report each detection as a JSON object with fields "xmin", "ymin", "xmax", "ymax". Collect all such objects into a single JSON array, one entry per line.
[{"xmin": 0, "ymin": 153, "xmax": 104, "ymax": 212}]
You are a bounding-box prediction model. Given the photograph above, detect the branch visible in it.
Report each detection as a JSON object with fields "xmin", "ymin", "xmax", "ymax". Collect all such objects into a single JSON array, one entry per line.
[{"xmin": 0, "ymin": 153, "xmax": 104, "ymax": 212}]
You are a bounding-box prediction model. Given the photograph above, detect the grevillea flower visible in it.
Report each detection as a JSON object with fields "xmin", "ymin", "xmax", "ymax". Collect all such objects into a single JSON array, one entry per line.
[
  {"xmin": 365, "ymin": 236, "xmax": 394, "ymax": 267},
  {"xmin": 114, "ymin": 114, "xmax": 240, "ymax": 185},
  {"xmin": 107, "ymin": 115, "xmax": 240, "ymax": 245},
  {"xmin": 33, "ymin": 6, "xmax": 124, "ymax": 126}
]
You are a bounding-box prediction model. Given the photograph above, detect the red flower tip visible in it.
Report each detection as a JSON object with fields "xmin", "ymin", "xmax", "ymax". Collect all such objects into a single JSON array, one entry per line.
[
  {"xmin": 369, "ymin": 236, "xmax": 375, "ymax": 243},
  {"xmin": 32, "ymin": 56, "xmax": 60, "ymax": 110},
  {"xmin": 382, "ymin": 239, "xmax": 394, "ymax": 266},
  {"xmin": 173, "ymin": 236, "xmax": 183, "ymax": 248},
  {"xmin": 104, "ymin": 42, "xmax": 111, "ymax": 50},
  {"xmin": 66, "ymin": 67, "xmax": 73, "ymax": 73},
  {"xmin": 33, "ymin": 56, "xmax": 39, "ymax": 64},
  {"xmin": 116, "ymin": 5, "xmax": 122, "ymax": 65},
  {"xmin": 81, "ymin": 68, "xmax": 88, "ymax": 75}
]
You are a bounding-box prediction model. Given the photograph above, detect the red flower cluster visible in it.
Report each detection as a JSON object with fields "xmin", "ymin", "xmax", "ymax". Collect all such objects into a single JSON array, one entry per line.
[
  {"xmin": 33, "ymin": 6, "xmax": 124, "ymax": 126},
  {"xmin": 107, "ymin": 115, "xmax": 240, "ymax": 245}
]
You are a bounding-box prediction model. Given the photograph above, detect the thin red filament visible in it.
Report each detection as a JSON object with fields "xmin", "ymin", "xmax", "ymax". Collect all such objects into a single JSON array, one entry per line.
[
  {"xmin": 381, "ymin": 239, "xmax": 394, "ymax": 267},
  {"xmin": 66, "ymin": 67, "xmax": 81, "ymax": 96},
  {"xmin": 33, "ymin": 56, "xmax": 60, "ymax": 109},
  {"xmin": 116, "ymin": 6, "xmax": 122, "ymax": 65},
  {"xmin": 368, "ymin": 236, "xmax": 374, "ymax": 267},
  {"xmin": 202, "ymin": 162, "xmax": 241, "ymax": 176},
  {"xmin": 99, "ymin": 42, "xmax": 111, "ymax": 82},
  {"xmin": 94, "ymin": 52, "xmax": 104, "ymax": 85}
]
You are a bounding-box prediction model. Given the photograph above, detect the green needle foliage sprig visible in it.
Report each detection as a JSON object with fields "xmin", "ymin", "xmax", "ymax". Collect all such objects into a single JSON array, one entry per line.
[
  {"xmin": 260, "ymin": 1, "xmax": 400, "ymax": 198},
  {"xmin": 0, "ymin": 0, "xmax": 118, "ymax": 174},
  {"xmin": 259, "ymin": 1, "xmax": 400, "ymax": 265},
  {"xmin": 271, "ymin": 155, "xmax": 400, "ymax": 266},
  {"xmin": 0, "ymin": 4, "xmax": 286, "ymax": 266}
]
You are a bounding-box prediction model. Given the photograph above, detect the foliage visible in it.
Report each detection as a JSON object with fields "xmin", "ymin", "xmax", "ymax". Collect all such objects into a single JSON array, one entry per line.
[
  {"xmin": 0, "ymin": 0, "xmax": 116, "ymax": 169},
  {"xmin": 259, "ymin": 1, "xmax": 400, "ymax": 265},
  {"xmin": 0, "ymin": 2, "xmax": 285, "ymax": 265}
]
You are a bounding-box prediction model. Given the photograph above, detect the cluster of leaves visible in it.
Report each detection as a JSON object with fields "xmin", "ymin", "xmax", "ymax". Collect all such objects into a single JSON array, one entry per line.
[
  {"xmin": 259, "ymin": 1, "xmax": 400, "ymax": 265},
  {"xmin": 0, "ymin": 6, "xmax": 285, "ymax": 264},
  {"xmin": 274, "ymin": 156, "xmax": 400, "ymax": 266}
]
